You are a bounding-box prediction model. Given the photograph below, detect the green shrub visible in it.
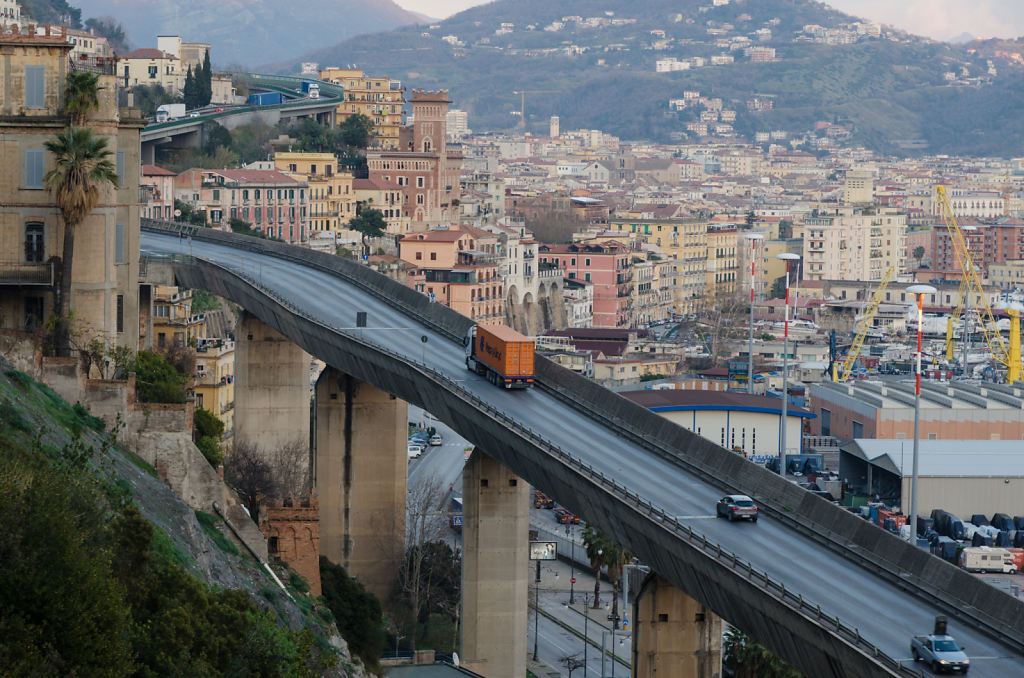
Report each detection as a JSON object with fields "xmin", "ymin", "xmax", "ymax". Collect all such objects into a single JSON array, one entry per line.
[
  {"xmin": 130, "ymin": 351, "xmax": 187, "ymax": 403},
  {"xmin": 5, "ymin": 368, "xmax": 31, "ymax": 388},
  {"xmin": 73, "ymin": 402, "xmax": 105, "ymax": 431},
  {"xmin": 195, "ymin": 510, "xmax": 239, "ymax": 556},
  {"xmin": 196, "ymin": 436, "xmax": 223, "ymax": 467},
  {"xmin": 320, "ymin": 557, "xmax": 385, "ymax": 669}
]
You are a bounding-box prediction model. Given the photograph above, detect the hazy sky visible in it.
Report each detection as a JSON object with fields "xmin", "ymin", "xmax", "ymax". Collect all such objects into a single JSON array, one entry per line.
[{"xmin": 394, "ymin": 0, "xmax": 1024, "ymax": 40}]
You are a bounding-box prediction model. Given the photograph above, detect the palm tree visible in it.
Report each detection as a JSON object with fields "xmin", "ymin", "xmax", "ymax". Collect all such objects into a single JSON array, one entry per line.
[
  {"xmin": 43, "ymin": 128, "xmax": 119, "ymax": 355},
  {"xmin": 64, "ymin": 71, "xmax": 101, "ymax": 125},
  {"xmin": 582, "ymin": 524, "xmax": 611, "ymax": 608}
]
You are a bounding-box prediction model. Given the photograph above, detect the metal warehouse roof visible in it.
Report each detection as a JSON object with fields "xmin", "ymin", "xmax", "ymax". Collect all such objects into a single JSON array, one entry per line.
[{"xmin": 841, "ymin": 439, "xmax": 1024, "ymax": 478}]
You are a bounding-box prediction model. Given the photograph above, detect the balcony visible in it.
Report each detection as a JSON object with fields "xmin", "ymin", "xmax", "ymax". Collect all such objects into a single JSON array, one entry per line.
[{"xmin": 0, "ymin": 261, "xmax": 55, "ymax": 286}]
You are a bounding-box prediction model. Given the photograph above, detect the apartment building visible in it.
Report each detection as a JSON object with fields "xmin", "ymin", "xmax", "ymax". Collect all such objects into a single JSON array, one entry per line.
[
  {"xmin": 318, "ymin": 67, "xmax": 405, "ymax": 150},
  {"xmin": 706, "ymin": 226, "xmax": 739, "ymax": 303},
  {"xmin": 153, "ymin": 285, "xmax": 206, "ymax": 349},
  {"xmin": 352, "ymin": 177, "xmax": 410, "ymax": 234},
  {"xmin": 804, "ymin": 206, "xmax": 906, "ymax": 282},
  {"xmin": 156, "ymin": 36, "xmax": 209, "ymax": 73},
  {"xmin": 273, "ymin": 152, "xmax": 356, "ymax": 235},
  {"xmin": 366, "ymin": 90, "xmax": 463, "ymax": 230},
  {"xmin": 0, "ymin": 25, "xmax": 144, "ymax": 348},
  {"xmin": 399, "ymin": 228, "xmax": 505, "ymax": 324},
  {"xmin": 1, "ymin": 0, "xmax": 21, "ymax": 28},
  {"xmin": 118, "ymin": 48, "xmax": 183, "ymax": 94},
  {"xmin": 174, "ymin": 168, "xmax": 309, "ymax": 243},
  {"xmin": 539, "ymin": 241, "xmax": 633, "ymax": 328},
  {"xmin": 195, "ymin": 338, "xmax": 235, "ymax": 436},
  {"xmin": 931, "ymin": 217, "xmax": 1024, "ymax": 278},
  {"xmin": 141, "ymin": 165, "xmax": 176, "ymax": 220}
]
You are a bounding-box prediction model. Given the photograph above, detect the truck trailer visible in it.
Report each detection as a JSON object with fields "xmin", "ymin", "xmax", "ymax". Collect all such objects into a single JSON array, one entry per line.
[
  {"xmin": 155, "ymin": 103, "xmax": 186, "ymax": 122},
  {"xmin": 247, "ymin": 92, "xmax": 283, "ymax": 106},
  {"xmin": 464, "ymin": 324, "xmax": 535, "ymax": 389}
]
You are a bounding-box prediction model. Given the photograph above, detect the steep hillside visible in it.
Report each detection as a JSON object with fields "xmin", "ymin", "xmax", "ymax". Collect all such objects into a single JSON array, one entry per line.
[
  {"xmin": 288, "ymin": 0, "xmax": 1022, "ymax": 156},
  {"xmin": 72, "ymin": 0, "xmax": 422, "ymax": 66}
]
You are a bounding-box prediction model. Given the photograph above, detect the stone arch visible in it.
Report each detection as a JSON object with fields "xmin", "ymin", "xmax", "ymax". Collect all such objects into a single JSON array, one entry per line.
[{"xmin": 505, "ymin": 284, "xmax": 523, "ymax": 332}]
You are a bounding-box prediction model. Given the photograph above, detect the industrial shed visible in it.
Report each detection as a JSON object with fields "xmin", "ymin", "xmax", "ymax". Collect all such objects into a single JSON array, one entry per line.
[{"xmin": 840, "ymin": 439, "xmax": 1024, "ymax": 518}]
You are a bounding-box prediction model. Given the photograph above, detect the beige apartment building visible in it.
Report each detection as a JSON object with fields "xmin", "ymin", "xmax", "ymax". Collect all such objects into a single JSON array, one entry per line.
[
  {"xmin": 804, "ymin": 206, "xmax": 906, "ymax": 282},
  {"xmin": 273, "ymin": 152, "xmax": 356, "ymax": 235},
  {"xmin": 118, "ymin": 48, "xmax": 184, "ymax": 94},
  {"xmin": 319, "ymin": 67, "xmax": 405, "ymax": 150},
  {"xmin": 706, "ymin": 226, "xmax": 739, "ymax": 304},
  {"xmin": 0, "ymin": 25, "xmax": 144, "ymax": 349}
]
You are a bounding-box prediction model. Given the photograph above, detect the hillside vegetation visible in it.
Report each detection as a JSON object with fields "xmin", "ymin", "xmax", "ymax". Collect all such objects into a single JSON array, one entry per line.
[
  {"xmin": 0, "ymin": 364, "xmax": 358, "ymax": 677},
  {"xmin": 291, "ymin": 0, "xmax": 1023, "ymax": 156}
]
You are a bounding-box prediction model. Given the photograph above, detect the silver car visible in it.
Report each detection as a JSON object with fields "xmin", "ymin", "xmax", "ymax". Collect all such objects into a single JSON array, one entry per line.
[{"xmin": 717, "ymin": 495, "xmax": 759, "ymax": 522}]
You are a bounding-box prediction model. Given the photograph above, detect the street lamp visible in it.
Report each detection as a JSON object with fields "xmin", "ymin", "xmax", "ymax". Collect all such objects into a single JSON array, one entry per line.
[
  {"xmin": 601, "ymin": 629, "xmax": 628, "ymax": 677},
  {"xmin": 566, "ymin": 523, "xmax": 576, "ymax": 604},
  {"xmin": 775, "ymin": 253, "xmax": 800, "ymax": 473},
  {"xmin": 960, "ymin": 226, "xmax": 976, "ymax": 376},
  {"xmin": 745, "ymin": 233, "xmax": 764, "ymax": 394},
  {"xmin": 906, "ymin": 284, "xmax": 936, "ymax": 544}
]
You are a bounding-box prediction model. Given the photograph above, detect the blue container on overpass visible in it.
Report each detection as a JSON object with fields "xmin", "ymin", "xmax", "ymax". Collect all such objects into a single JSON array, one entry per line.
[{"xmin": 247, "ymin": 92, "xmax": 283, "ymax": 106}]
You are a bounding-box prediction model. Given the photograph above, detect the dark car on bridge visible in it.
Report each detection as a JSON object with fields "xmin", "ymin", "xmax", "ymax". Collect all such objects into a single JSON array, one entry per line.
[{"xmin": 717, "ymin": 495, "xmax": 758, "ymax": 522}]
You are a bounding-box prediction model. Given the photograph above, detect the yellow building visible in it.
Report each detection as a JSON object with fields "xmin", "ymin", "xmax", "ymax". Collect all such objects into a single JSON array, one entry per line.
[
  {"xmin": 153, "ymin": 286, "xmax": 206, "ymax": 349},
  {"xmin": 118, "ymin": 48, "xmax": 184, "ymax": 94},
  {"xmin": 195, "ymin": 339, "xmax": 234, "ymax": 436},
  {"xmin": 318, "ymin": 67, "xmax": 405, "ymax": 150},
  {"xmin": 0, "ymin": 26, "xmax": 144, "ymax": 350},
  {"xmin": 706, "ymin": 226, "xmax": 739, "ymax": 305},
  {"xmin": 606, "ymin": 218, "xmax": 708, "ymax": 314},
  {"xmin": 273, "ymin": 152, "xmax": 356, "ymax": 235}
]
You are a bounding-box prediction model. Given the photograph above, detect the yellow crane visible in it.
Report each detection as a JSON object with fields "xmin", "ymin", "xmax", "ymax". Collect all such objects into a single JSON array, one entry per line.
[
  {"xmin": 936, "ymin": 185, "xmax": 1022, "ymax": 383},
  {"xmin": 835, "ymin": 266, "xmax": 895, "ymax": 382},
  {"xmin": 945, "ymin": 276, "xmax": 970, "ymax": 362}
]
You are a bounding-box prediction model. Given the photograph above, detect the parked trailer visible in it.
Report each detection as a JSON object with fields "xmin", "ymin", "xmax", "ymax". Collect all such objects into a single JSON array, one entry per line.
[
  {"xmin": 959, "ymin": 546, "xmax": 1018, "ymax": 573},
  {"xmin": 247, "ymin": 91, "xmax": 284, "ymax": 106},
  {"xmin": 464, "ymin": 324, "xmax": 535, "ymax": 389}
]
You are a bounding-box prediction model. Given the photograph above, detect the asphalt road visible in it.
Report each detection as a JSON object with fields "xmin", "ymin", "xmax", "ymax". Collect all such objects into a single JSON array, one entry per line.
[{"xmin": 143, "ymin": 232, "xmax": 1022, "ymax": 676}]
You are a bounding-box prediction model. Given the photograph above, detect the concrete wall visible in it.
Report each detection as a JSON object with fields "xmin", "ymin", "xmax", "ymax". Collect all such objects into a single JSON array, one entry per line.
[
  {"xmin": 315, "ymin": 367, "xmax": 406, "ymax": 600},
  {"xmin": 900, "ymin": 476, "xmax": 1024, "ymax": 519},
  {"xmin": 461, "ymin": 450, "xmax": 529, "ymax": 678}
]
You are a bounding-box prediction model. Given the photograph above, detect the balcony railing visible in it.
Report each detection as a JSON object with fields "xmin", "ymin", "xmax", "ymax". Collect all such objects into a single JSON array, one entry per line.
[{"xmin": 0, "ymin": 261, "xmax": 55, "ymax": 286}]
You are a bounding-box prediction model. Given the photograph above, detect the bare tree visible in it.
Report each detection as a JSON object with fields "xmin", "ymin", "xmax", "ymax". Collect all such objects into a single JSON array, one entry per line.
[
  {"xmin": 561, "ymin": 654, "xmax": 586, "ymax": 677},
  {"xmin": 224, "ymin": 438, "xmax": 310, "ymax": 519}
]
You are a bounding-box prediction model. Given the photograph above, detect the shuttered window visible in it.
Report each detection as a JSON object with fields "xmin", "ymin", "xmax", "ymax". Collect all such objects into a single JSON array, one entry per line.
[
  {"xmin": 115, "ymin": 222, "xmax": 125, "ymax": 264},
  {"xmin": 25, "ymin": 65, "xmax": 45, "ymax": 108},
  {"xmin": 24, "ymin": 150, "xmax": 44, "ymax": 188},
  {"xmin": 116, "ymin": 150, "xmax": 125, "ymax": 185}
]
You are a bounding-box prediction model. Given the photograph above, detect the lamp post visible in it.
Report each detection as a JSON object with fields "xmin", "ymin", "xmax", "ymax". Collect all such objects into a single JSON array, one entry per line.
[
  {"xmin": 745, "ymin": 233, "xmax": 764, "ymax": 394},
  {"xmin": 906, "ymin": 284, "xmax": 936, "ymax": 544},
  {"xmin": 582, "ymin": 592, "xmax": 590, "ymax": 676},
  {"xmin": 961, "ymin": 226, "xmax": 976, "ymax": 376},
  {"xmin": 601, "ymin": 630, "xmax": 628, "ymax": 677},
  {"xmin": 566, "ymin": 523, "xmax": 576, "ymax": 605},
  {"xmin": 775, "ymin": 253, "xmax": 800, "ymax": 473},
  {"xmin": 533, "ymin": 564, "xmax": 558, "ymax": 661}
]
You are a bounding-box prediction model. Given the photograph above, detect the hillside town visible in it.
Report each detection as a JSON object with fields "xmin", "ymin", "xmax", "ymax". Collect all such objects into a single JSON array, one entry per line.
[{"xmin": 2, "ymin": 0, "xmax": 1024, "ymax": 676}]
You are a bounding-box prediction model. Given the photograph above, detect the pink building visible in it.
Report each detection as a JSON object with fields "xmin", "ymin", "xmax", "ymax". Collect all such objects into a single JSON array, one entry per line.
[
  {"xmin": 539, "ymin": 241, "xmax": 633, "ymax": 327},
  {"xmin": 174, "ymin": 168, "xmax": 309, "ymax": 244},
  {"xmin": 141, "ymin": 164, "xmax": 176, "ymax": 220}
]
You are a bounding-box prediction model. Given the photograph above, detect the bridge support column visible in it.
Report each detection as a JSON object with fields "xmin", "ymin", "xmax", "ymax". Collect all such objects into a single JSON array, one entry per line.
[
  {"xmin": 461, "ymin": 449, "xmax": 529, "ymax": 678},
  {"xmin": 235, "ymin": 312, "xmax": 311, "ymax": 457},
  {"xmin": 314, "ymin": 366, "xmax": 406, "ymax": 600},
  {"xmin": 632, "ymin": 572, "xmax": 722, "ymax": 678}
]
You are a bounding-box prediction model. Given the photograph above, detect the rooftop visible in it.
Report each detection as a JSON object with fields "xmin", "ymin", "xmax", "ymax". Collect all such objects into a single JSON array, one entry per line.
[
  {"xmin": 811, "ymin": 380, "xmax": 1024, "ymax": 411},
  {"xmin": 841, "ymin": 439, "xmax": 1024, "ymax": 478},
  {"xmin": 621, "ymin": 388, "xmax": 816, "ymax": 419}
]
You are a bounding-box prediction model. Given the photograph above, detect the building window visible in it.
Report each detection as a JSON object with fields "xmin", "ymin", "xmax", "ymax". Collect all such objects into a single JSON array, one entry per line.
[
  {"xmin": 417, "ymin": 177, "xmax": 424, "ymax": 188},
  {"xmin": 25, "ymin": 223, "xmax": 44, "ymax": 263},
  {"xmin": 115, "ymin": 222, "xmax": 125, "ymax": 264},
  {"xmin": 415, "ymin": 251, "xmax": 422, "ymax": 260},
  {"xmin": 24, "ymin": 296, "xmax": 44, "ymax": 330},
  {"xmin": 24, "ymin": 150, "xmax": 44, "ymax": 188},
  {"xmin": 851, "ymin": 421, "xmax": 863, "ymax": 439},
  {"xmin": 820, "ymin": 408, "xmax": 831, "ymax": 437},
  {"xmin": 116, "ymin": 150, "xmax": 125, "ymax": 185},
  {"xmin": 24, "ymin": 65, "xmax": 45, "ymax": 109},
  {"xmin": 116, "ymin": 295, "xmax": 124, "ymax": 333}
]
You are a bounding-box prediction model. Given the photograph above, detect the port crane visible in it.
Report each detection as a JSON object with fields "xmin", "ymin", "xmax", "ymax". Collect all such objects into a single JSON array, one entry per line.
[
  {"xmin": 834, "ymin": 266, "xmax": 895, "ymax": 382},
  {"xmin": 936, "ymin": 185, "xmax": 1022, "ymax": 383}
]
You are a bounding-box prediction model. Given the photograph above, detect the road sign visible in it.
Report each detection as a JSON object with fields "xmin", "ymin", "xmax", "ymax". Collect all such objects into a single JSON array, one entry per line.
[
  {"xmin": 571, "ymin": 577, "xmax": 576, "ymax": 584},
  {"xmin": 451, "ymin": 515, "xmax": 463, "ymax": 526}
]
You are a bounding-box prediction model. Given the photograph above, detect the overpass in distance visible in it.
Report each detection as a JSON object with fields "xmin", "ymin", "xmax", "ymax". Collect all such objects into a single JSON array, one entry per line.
[{"xmin": 140, "ymin": 221, "xmax": 1024, "ymax": 677}]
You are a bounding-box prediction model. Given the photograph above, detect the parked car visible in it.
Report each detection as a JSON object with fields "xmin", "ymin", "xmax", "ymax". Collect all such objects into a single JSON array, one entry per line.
[
  {"xmin": 716, "ymin": 495, "xmax": 758, "ymax": 522},
  {"xmin": 407, "ymin": 443, "xmax": 424, "ymax": 460},
  {"xmin": 429, "ymin": 434, "xmax": 443, "ymax": 446},
  {"xmin": 409, "ymin": 432, "xmax": 429, "ymax": 445}
]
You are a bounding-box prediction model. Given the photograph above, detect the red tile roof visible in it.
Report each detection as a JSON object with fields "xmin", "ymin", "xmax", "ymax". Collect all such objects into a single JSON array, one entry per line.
[{"xmin": 142, "ymin": 164, "xmax": 176, "ymax": 177}]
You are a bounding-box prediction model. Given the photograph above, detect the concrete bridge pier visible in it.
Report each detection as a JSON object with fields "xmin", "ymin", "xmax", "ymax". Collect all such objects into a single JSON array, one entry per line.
[
  {"xmin": 234, "ymin": 312, "xmax": 311, "ymax": 457},
  {"xmin": 314, "ymin": 366, "xmax": 406, "ymax": 600},
  {"xmin": 461, "ymin": 449, "xmax": 529, "ymax": 678},
  {"xmin": 632, "ymin": 572, "xmax": 723, "ymax": 678}
]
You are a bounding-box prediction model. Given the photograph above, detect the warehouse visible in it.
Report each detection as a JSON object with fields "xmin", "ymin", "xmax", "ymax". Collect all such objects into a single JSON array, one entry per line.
[
  {"xmin": 621, "ymin": 389, "xmax": 815, "ymax": 460},
  {"xmin": 839, "ymin": 439, "xmax": 1024, "ymax": 518},
  {"xmin": 808, "ymin": 379, "xmax": 1024, "ymax": 441}
]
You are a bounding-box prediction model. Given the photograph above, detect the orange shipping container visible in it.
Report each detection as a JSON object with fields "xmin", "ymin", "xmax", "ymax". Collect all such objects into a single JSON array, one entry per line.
[
  {"xmin": 1007, "ymin": 548, "xmax": 1024, "ymax": 572},
  {"xmin": 468, "ymin": 324, "xmax": 535, "ymax": 388}
]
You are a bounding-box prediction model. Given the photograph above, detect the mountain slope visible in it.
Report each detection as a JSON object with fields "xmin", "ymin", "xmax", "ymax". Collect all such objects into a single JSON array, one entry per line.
[
  {"xmin": 73, "ymin": 0, "xmax": 422, "ymax": 66},
  {"xmin": 287, "ymin": 0, "xmax": 1021, "ymax": 156}
]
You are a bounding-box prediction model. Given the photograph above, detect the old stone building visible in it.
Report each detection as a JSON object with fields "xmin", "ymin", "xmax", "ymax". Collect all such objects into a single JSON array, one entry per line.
[
  {"xmin": 259, "ymin": 491, "xmax": 321, "ymax": 596},
  {"xmin": 0, "ymin": 24, "xmax": 145, "ymax": 350}
]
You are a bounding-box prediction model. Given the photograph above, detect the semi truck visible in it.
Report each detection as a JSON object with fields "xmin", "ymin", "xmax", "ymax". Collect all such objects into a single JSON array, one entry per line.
[
  {"xmin": 300, "ymin": 81, "xmax": 320, "ymax": 99},
  {"xmin": 247, "ymin": 91, "xmax": 283, "ymax": 106},
  {"xmin": 464, "ymin": 324, "xmax": 535, "ymax": 389},
  {"xmin": 155, "ymin": 103, "xmax": 186, "ymax": 122}
]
